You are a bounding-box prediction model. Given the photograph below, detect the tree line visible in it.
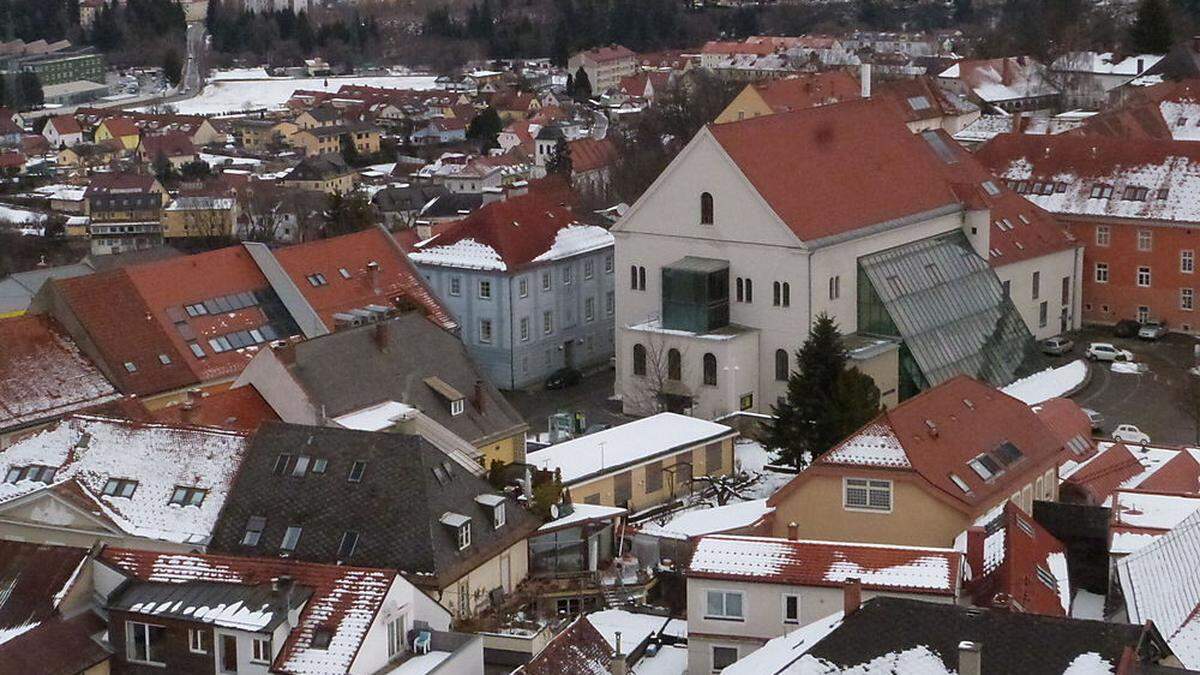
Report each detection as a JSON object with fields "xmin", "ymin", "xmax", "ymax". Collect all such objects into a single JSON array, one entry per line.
[{"xmin": 205, "ymin": 1, "xmax": 381, "ymax": 68}]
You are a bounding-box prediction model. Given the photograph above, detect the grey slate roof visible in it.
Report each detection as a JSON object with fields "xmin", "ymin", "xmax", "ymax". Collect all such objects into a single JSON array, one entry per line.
[
  {"xmin": 803, "ymin": 597, "xmax": 1170, "ymax": 674},
  {"xmin": 285, "ymin": 313, "xmax": 527, "ymax": 446},
  {"xmin": 371, "ymin": 184, "xmax": 449, "ymax": 214},
  {"xmin": 421, "ymin": 192, "xmax": 484, "ymax": 219},
  {"xmin": 208, "ymin": 422, "xmax": 540, "ymax": 588},
  {"xmin": 284, "ymin": 153, "xmax": 354, "ymax": 181}
]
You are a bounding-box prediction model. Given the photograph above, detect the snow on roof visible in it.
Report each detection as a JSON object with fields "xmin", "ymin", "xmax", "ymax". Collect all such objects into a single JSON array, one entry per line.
[
  {"xmin": 537, "ymin": 503, "xmax": 627, "ymax": 532},
  {"xmin": 0, "ymin": 415, "xmax": 247, "ymax": 545},
  {"xmin": 688, "ymin": 535, "xmax": 961, "ymax": 595},
  {"xmin": 821, "ymin": 422, "xmax": 910, "ymax": 468},
  {"xmin": 1059, "ymin": 441, "xmax": 1191, "ymax": 500},
  {"xmin": 385, "ymin": 651, "xmax": 453, "ymax": 674},
  {"xmin": 1052, "ymin": 52, "xmax": 1163, "ymax": 76},
  {"xmin": 1112, "ymin": 490, "xmax": 1200, "ymax": 531},
  {"xmin": 332, "ymin": 400, "xmax": 417, "ymax": 431},
  {"xmin": 527, "ymin": 413, "xmax": 737, "ymax": 485},
  {"xmin": 101, "ymin": 548, "xmax": 396, "ymax": 675},
  {"xmin": 1118, "ymin": 507, "xmax": 1200, "ymax": 669},
  {"xmin": 531, "ymin": 224, "xmax": 614, "ymax": 263},
  {"xmin": 638, "ymin": 498, "xmax": 772, "ymax": 541},
  {"xmin": 797, "ymin": 646, "xmax": 954, "ymax": 674},
  {"xmin": 721, "ymin": 612, "xmax": 845, "ymax": 674},
  {"xmin": 630, "ymin": 644, "xmax": 687, "ymax": 675},
  {"xmin": 1001, "ymin": 359, "xmax": 1087, "ymax": 405},
  {"xmin": 408, "ymin": 237, "xmax": 507, "ymax": 271},
  {"xmin": 586, "ymin": 609, "xmax": 673, "ymax": 654}
]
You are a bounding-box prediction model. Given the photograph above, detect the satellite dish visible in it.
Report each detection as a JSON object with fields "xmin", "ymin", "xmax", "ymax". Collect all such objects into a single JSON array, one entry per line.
[{"xmin": 550, "ymin": 503, "xmax": 560, "ymax": 519}]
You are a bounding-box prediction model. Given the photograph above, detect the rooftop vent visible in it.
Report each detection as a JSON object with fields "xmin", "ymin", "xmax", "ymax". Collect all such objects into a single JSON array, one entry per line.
[{"xmin": 925, "ymin": 420, "xmax": 938, "ymax": 437}]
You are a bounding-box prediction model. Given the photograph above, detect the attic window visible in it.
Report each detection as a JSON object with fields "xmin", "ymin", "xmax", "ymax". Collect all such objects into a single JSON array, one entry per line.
[
  {"xmin": 306, "ymin": 273, "xmax": 328, "ymax": 287},
  {"xmin": 348, "ymin": 460, "xmax": 367, "ymax": 483},
  {"xmin": 124, "ymin": 361, "xmax": 138, "ymax": 373},
  {"xmin": 1066, "ymin": 435, "xmax": 1091, "ymax": 456},
  {"xmin": 338, "ymin": 268, "xmax": 351, "ymax": 279},
  {"xmin": 1015, "ymin": 516, "xmax": 1035, "ymax": 537},
  {"xmin": 981, "ymin": 181, "xmax": 1001, "ymax": 196},
  {"xmin": 1019, "ymin": 214, "xmax": 1030, "ymax": 225},
  {"xmin": 312, "ymin": 458, "xmax": 328, "ymax": 474},
  {"xmin": 242, "ymin": 516, "xmax": 266, "ymax": 545},
  {"xmin": 1124, "ymin": 186, "xmax": 1149, "ymax": 201},
  {"xmin": 291, "ymin": 456, "xmax": 312, "ymax": 477},
  {"xmin": 992, "ymin": 442, "xmax": 1024, "ymax": 466},
  {"xmin": 281, "ymin": 526, "xmax": 303, "ymax": 552},
  {"xmin": 4, "ymin": 465, "xmax": 56, "ymax": 485},
  {"xmin": 451, "ymin": 399, "xmax": 465, "ymax": 416},
  {"xmin": 949, "ymin": 473, "xmax": 971, "ymax": 493},
  {"xmin": 101, "ymin": 478, "xmax": 138, "ymax": 498},
  {"xmin": 189, "ymin": 343, "xmax": 206, "ymax": 358},
  {"xmin": 1157, "ymin": 188, "xmax": 1170, "ymax": 200},
  {"xmin": 337, "ymin": 531, "xmax": 359, "ymax": 561},
  {"xmin": 184, "ymin": 303, "xmax": 209, "ymax": 317},
  {"xmin": 169, "ymin": 486, "xmax": 207, "ymax": 507},
  {"xmin": 312, "ymin": 630, "xmax": 333, "ymax": 649},
  {"xmin": 1089, "ymin": 184, "xmax": 1113, "ymax": 199},
  {"xmin": 967, "ymin": 455, "xmax": 1001, "ymax": 481},
  {"xmin": 158, "ymin": 354, "xmax": 172, "ymax": 365},
  {"xmin": 273, "ymin": 454, "xmax": 294, "ymax": 475}
]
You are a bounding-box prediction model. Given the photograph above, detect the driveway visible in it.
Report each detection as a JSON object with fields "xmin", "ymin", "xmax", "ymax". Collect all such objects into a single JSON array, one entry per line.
[
  {"xmin": 1065, "ymin": 326, "xmax": 1199, "ymax": 446},
  {"xmin": 503, "ymin": 367, "xmax": 633, "ymax": 439}
]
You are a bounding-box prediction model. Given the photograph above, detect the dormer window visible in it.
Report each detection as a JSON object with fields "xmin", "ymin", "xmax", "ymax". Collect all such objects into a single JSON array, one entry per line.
[
  {"xmin": 493, "ymin": 503, "xmax": 506, "ymax": 528},
  {"xmin": 440, "ymin": 512, "xmax": 471, "ymax": 549},
  {"xmin": 4, "ymin": 465, "xmax": 56, "ymax": 485},
  {"xmin": 476, "ymin": 494, "xmax": 506, "ymax": 529},
  {"xmin": 451, "ymin": 399, "xmax": 465, "ymax": 416},
  {"xmin": 169, "ymin": 486, "xmax": 207, "ymax": 507},
  {"xmin": 458, "ymin": 521, "xmax": 471, "ymax": 549},
  {"xmin": 102, "ymin": 478, "xmax": 138, "ymax": 498}
]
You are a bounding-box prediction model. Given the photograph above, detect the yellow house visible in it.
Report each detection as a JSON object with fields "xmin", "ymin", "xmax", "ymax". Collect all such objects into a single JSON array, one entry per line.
[
  {"xmin": 715, "ymin": 71, "xmax": 863, "ymax": 124},
  {"xmin": 279, "ymin": 153, "xmax": 357, "ymax": 194},
  {"xmin": 527, "ymin": 413, "xmax": 739, "ymax": 512},
  {"xmin": 290, "ymin": 123, "xmax": 381, "ymax": 158},
  {"xmin": 294, "ymin": 105, "xmax": 342, "ymax": 130},
  {"xmin": 94, "ymin": 117, "xmax": 141, "ymax": 150},
  {"xmin": 766, "ymin": 376, "xmax": 1094, "ymax": 548},
  {"xmin": 161, "ymin": 195, "xmax": 239, "ymax": 238}
]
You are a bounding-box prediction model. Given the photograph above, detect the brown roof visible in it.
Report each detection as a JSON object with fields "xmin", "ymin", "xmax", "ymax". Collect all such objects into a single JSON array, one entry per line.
[
  {"xmin": 0, "ymin": 612, "xmax": 110, "ymax": 674},
  {"xmin": 139, "ymin": 131, "xmax": 196, "ymax": 159},
  {"xmin": 100, "ymin": 116, "xmax": 139, "ymax": 138},
  {"xmin": 708, "ymin": 97, "xmax": 961, "ymax": 243},
  {"xmin": 751, "ymin": 71, "xmax": 863, "ymax": 113},
  {"xmin": 578, "ymin": 44, "xmax": 635, "ymax": 63},
  {"xmin": 513, "ymin": 616, "xmax": 613, "ymax": 675},
  {"xmin": 568, "ymin": 137, "xmax": 618, "ymax": 174},
  {"xmin": 47, "ymin": 115, "xmax": 81, "ymax": 135},
  {"xmin": 147, "ymin": 385, "xmax": 279, "ymax": 432},
  {"xmin": 0, "ymin": 541, "xmax": 91, "ymax": 632}
]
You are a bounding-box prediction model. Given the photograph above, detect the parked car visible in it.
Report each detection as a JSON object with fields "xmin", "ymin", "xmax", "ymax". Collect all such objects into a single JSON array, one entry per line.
[
  {"xmin": 1085, "ymin": 343, "xmax": 1134, "ymax": 362},
  {"xmin": 1082, "ymin": 408, "xmax": 1104, "ymax": 431},
  {"xmin": 1114, "ymin": 320, "xmax": 1141, "ymax": 338},
  {"xmin": 1113, "ymin": 424, "xmax": 1151, "ymax": 445},
  {"xmin": 545, "ymin": 367, "xmax": 582, "ymax": 390},
  {"xmin": 1041, "ymin": 336, "xmax": 1075, "ymax": 356},
  {"xmin": 1138, "ymin": 320, "xmax": 1169, "ymax": 340}
]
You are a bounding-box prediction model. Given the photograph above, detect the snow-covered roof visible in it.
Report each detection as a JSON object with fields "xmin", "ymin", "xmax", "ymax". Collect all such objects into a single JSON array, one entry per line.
[
  {"xmin": 332, "ymin": 400, "xmax": 417, "ymax": 431},
  {"xmin": 531, "ymin": 224, "xmax": 613, "ymax": 263},
  {"xmin": 1059, "ymin": 441, "xmax": 1197, "ymax": 503},
  {"xmin": 721, "ymin": 611, "xmax": 845, "ymax": 674},
  {"xmin": 528, "ymin": 413, "xmax": 737, "ymax": 485},
  {"xmin": 100, "ymin": 548, "xmax": 399, "ymax": 674},
  {"xmin": 1110, "ymin": 490, "xmax": 1200, "ymax": 556},
  {"xmin": 821, "ymin": 422, "xmax": 909, "ymax": 468},
  {"xmin": 408, "ymin": 237, "xmax": 508, "ymax": 271},
  {"xmin": 1051, "ymin": 52, "xmax": 1163, "ymax": 76},
  {"xmin": 688, "ymin": 535, "xmax": 961, "ymax": 595},
  {"xmin": 587, "ymin": 609, "xmax": 677, "ymax": 654},
  {"xmin": 1118, "ymin": 507, "xmax": 1200, "ymax": 669},
  {"xmin": 638, "ymin": 498, "xmax": 773, "ymax": 540},
  {"xmin": 1001, "ymin": 359, "xmax": 1087, "ymax": 405},
  {"xmin": 0, "ymin": 415, "xmax": 247, "ymax": 545},
  {"xmin": 537, "ymin": 503, "xmax": 627, "ymax": 532}
]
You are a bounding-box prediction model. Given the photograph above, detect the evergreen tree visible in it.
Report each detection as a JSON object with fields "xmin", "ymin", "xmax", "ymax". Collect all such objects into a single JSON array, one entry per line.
[
  {"xmin": 467, "ymin": 106, "xmax": 502, "ymax": 145},
  {"xmin": 296, "ymin": 11, "xmax": 315, "ymax": 53},
  {"xmin": 152, "ymin": 151, "xmax": 175, "ymax": 181},
  {"xmin": 572, "ymin": 66, "xmax": 592, "ymax": 100},
  {"xmin": 324, "ymin": 192, "xmax": 374, "ymax": 236},
  {"xmin": 1130, "ymin": 0, "xmax": 1173, "ymax": 54},
  {"xmin": 766, "ymin": 313, "xmax": 882, "ymax": 467},
  {"xmin": 16, "ymin": 72, "xmax": 42, "ymax": 110},
  {"xmin": 565, "ymin": 73, "xmax": 575, "ymax": 97},
  {"xmin": 163, "ymin": 47, "xmax": 183, "ymax": 86},
  {"xmin": 546, "ymin": 137, "xmax": 572, "ymax": 176},
  {"xmin": 339, "ymin": 133, "xmax": 360, "ymax": 167},
  {"xmin": 0, "ymin": 75, "xmax": 7, "ymax": 110}
]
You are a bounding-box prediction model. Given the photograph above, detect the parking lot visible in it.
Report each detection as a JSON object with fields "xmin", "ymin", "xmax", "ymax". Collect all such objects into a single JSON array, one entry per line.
[
  {"xmin": 1058, "ymin": 326, "xmax": 1199, "ymax": 446},
  {"xmin": 503, "ymin": 367, "xmax": 633, "ymax": 439}
]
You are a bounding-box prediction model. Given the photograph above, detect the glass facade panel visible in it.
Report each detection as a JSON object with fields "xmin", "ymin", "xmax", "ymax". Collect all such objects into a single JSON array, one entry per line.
[
  {"xmin": 661, "ymin": 257, "xmax": 730, "ymax": 333},
  {"xmin": 857, "ymin": 231, "xmax": 1041, "ymax": 398}
]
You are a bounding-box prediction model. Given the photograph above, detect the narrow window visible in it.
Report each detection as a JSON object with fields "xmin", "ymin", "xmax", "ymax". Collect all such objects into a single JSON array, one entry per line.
[
  {"xmin": 775, "ymin": 349, "xmax": 788, "ymax": 381},
  {"xmin": 782, "ymin": 282, "xmax": 790, "ymax": 307},
  {"xmin": 633, "ymin": 344, "xmax": 647, "ymax": 376},
  {"xmin": 668, "ymin": 349, "xmax": 682, "ymax": 381},
  {"xmin": 703, "ymin": 353, "xmax": 717, "ymax": 386},
  {"xmin": 700, "ymin": 192, "xmax": 714, "ymax": 225}
]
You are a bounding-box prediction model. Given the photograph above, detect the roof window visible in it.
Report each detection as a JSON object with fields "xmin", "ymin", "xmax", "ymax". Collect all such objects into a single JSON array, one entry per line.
[
  {"xmin": 4, "ymin": 465, "xmax": 57, "ymax": 485},
  {"xmin": 337, "ymin": 531, "xmax": 359, "ymax": 561},
  {"xmin": 981, "ymin": 180, "xmax": 1001, "ymax": 196},
  {"xmin": 1035, "ymin": 566, "xmax": 1057, "ymax": 590},
  {"xmin": 338, "ymin": 268, "xmax": 352, "ymax": 279},
  {"xmin": 242, "ymin": 516, "xmax": 266, "ymax": 545},
  {"xmin": 348, "ymin": 461, "xmax": 367, "ymax": 483},
  {"xmin": 281, "ymin": 526, "xmax": 302, "ymax": 552},
  {"xmin": 273, "ymin": 454, "xmax": 294, "ymax": 475},
  {"xmin": 169, "ymin": 486, "xmax": 207, "ymax": 507},
  {"xmin": 101, "ymin": 478, "xmax": 138, "ymax": 498},
  {"xmin": 158, "ymin": 354, "xmax": 172, "ymax": 365},
  {"xmin": 312, "ymin": 458, "xmax": 328, "ymax": 474},
  {"xmin": 123, "ymin": 361, "xmax": 138, "ymax": 373},
  {"xmin": 992, "ymin": 442, "xmax": 1024, "ymax": 465},
  {"xmin": 306, "ymin": 273, "xmax": 328, "ymax": 287},
  {"xmin": 949, "ymin": 473, "xmax": 971, "ymax": 493}
]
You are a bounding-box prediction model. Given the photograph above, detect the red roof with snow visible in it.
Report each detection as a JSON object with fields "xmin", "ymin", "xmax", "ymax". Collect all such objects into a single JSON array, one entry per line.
[
  {"xmin": 687, "ymin": 534, "xmax": 962, "ymax": 596},
  {"xmin": 750, "ymin": 72, "xmax": 863, "ymax": 113},
  {"xmin": 148, "ymin": 386, "xmax": 278, "ymax": 432},
  {"xmin": 965, "ymin": 501, "xmax": 1071, "ymax": 616},
  {"xmin": 578, "ymin": 44, "xmax": 635, "ymax": 63},
  {"xmin": 99, "ymin": 547, "xmax": 397, "ymax": 674}
]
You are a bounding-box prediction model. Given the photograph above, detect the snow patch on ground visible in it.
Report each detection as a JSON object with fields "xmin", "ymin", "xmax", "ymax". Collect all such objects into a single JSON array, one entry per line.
[
  {"xmin": 1002, "ymin": 359, "xmax": 1087, "ymax": 405},
  {"xmin": 0, "ymin": 203, "xmax": 48, "ymax": 224},
  {"xmin": 164, "ymin": 74, "xmax": 438, "ymax": 115},
  {"xmin": 1112, "ymin": 361, "xmax": 1145, "ymax": 375}
]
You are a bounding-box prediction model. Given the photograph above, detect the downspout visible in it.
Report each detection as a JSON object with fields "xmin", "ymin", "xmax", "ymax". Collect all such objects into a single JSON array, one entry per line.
[{"xmin": 509, "ymin": 271, "xmax": 516, "ymax": 390}]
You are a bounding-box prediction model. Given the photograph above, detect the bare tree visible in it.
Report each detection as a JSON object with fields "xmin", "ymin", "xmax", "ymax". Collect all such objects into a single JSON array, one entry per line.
[{"xmin": 626, "ymin": 326, "xmax": 690, "ymax": 416}]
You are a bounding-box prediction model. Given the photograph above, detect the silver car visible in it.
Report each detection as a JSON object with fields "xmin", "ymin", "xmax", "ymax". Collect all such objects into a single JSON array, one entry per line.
[
  {"xmin": 1138, "ymin": 321, "xmax": 1168, "ymax": 340},
  {"xmin": 1082, "ymin": 408, "xmax": 1104, "ymax": 431},
  {"xmin": 1041, "ymin": 336, "xmax": 1075, "ymax": 356}
]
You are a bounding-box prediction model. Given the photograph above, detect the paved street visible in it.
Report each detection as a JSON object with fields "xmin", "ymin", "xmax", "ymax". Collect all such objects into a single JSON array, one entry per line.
[
  {"xmin": 1064, "ymin": 327, "xmax": 1199, "ymax": 446},
  {"xmin": 503, "ymin": 367, "xmax": 633, "ymax": 438}
]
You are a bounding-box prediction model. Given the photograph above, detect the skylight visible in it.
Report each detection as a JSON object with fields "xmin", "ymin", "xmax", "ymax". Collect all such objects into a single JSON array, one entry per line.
[
  {"xmin": 102, "ymin": 478, "xmax": 138, "ymax": 498},
  {"xmin": 981, "ymin": 180, "xmax": 1001, "ymax": 196},
  {"xmin": 949, "ymin": 473, "xmax": 971, "ymax": 493},
  {"xmin": 281, "ymin": 526, "xmax": 302, "ymax": 552},
  {"xmin": 920, "ymin": 131, "xmax": 958, "ymax": 164},
  {"xmin": 337, "ymin": 531, "xmax": 359, "ymax": 561},
  {"xmin": 993, "ymin": 442, "xmax": 1023, "ymax": 465},
  {"xmin": 348, "ymin": 460, "xmax": 366, "ymax": 483},
  {"xmin": 242, "ymin": 516, "xmax": 266, "ymax": 546},
  {"xmin": 169, "ymin": 486, "xmax": 206, "ymax": 507},
  {"xmin": 907, "ymin": 95, "xmax": 931, "ymax": 111}
]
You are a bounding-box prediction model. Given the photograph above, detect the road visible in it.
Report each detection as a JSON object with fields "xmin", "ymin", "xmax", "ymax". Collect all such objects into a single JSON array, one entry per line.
[{"xmin": 181, "ymin": 21, "xmax": 206, "ymax": 97}]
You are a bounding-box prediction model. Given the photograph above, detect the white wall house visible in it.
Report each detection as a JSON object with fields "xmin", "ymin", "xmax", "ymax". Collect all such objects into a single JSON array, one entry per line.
[
  {"xmin": 612, "ymin": 97, "xmax": 1081, "ymax": 419},
  {"xmin": 684, "ymin": 535, "xmax": 963, "ymax": 674}
]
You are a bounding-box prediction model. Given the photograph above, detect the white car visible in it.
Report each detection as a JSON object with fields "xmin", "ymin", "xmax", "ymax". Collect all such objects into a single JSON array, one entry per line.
[
  {"xmin": 1113, "ymin": 424, "xmax": 1151, "ymax": 445},
  {"xmin": 1086, "ymin": 343, "xmax": 1134, "ymax": 362}
]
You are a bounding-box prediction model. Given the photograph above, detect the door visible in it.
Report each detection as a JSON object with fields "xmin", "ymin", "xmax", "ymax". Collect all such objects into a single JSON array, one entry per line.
[
  {"xmin": 563, "ymin": 340, "xmax": 575, "ymax": 368},
  {"xmin": 221, "ymin": 634, "xmax": 238, "ymax": 672}
]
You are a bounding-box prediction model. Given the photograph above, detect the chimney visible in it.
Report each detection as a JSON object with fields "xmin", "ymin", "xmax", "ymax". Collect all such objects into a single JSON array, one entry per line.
[
  {"xmin": 473, "ymin": 379, "xmax": 485, "ymax": 412},
  {"xmin": 787, "ymin": 521, "xmax": 799, "ymax": 541},
  {"xmin": 860, "ymin": 62, "xmax": 872, "ymax": 98},
  {"xmin": 1137, "ymin": 58, "xmax": 1145, "ymax": 74},
  {"xmin": 271, "ymin": 576, "xmax": 297, "ymax": 627},
  {"xmin": 958, "ymin": 641, "xmax": 982, "ymax": 675},
  {"xmin": 610, "ymin": 631, "xmax": 627, "ymax": 675},
  {"xmin": 966, "ymin": 525, "xmax": 986, "ymax": 580},
  {"xmin": 415, "ymin": 220, "xmax": 432, "ymax": 240},
  {"xmin": 366, "ymin": 260, "xmax": 380, "ymax": 291},
  {"xmin": 843, "ymin": 578, "xmax": 862, "ymax": 617},
  {"xmin": 373, "ymin": 321, "xmax": 390, "ymax": 352},
  {"xmin": 187, "ymin": 387, "xmax": 203, "ymax": 404},
  {"xmin": 180, "ymin": 401, "xmax": 197, "ymax": 424}
]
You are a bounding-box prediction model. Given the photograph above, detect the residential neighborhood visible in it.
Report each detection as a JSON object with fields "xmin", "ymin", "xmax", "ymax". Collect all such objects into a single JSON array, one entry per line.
[{"xmin": 8, "ymin": 0, "xmax": 1200, "ymax": 673}]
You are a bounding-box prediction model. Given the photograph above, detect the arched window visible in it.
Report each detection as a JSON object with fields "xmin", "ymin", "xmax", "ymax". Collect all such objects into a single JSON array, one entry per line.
[
  {"xmin": 736, "ymin": 277, "xmax": 744, "ymax": 302},
  {"xmin": 700, "ymin": 192, "xmax": 714, "ymax": 225},
  {"xmin": 638, "ymin": 266, "xmax": 646, "ymax": 290},
  {"xmin": 633, "ymin": 344, "xmax": 647, "ymax": 376},
  {"xmin": 782, "ymin": 282, "xmax": 791, "ymax": 307},
  {"xmin": 773, "ymin": 281, "xmax": 781, "ymax": 307},
  {"xmin": 667, "ymin": 348, "xmax": 682, "ymax": 381},
  {"xmin": 775, "ymin": 349, "xmax": 789, "ymax": 381},
  {"xmin": 703, "ymin": 353, "xmax": 717, "ymax": 386},
  {"xmin": 630, "ymin": 265, "xmax": 638, "ymax": 290},
  {"xmin": 745, "ymin": 279, "xmax": 753, "ymax": 303}
]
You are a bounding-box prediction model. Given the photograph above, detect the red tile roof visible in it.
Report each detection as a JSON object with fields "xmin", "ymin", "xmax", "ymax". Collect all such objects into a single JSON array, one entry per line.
[
  {"xmin": 751, "ymin": 72, "xmax": 863, "ymax": 113},
  {"xmin": 568, "ymin": 137, "xmax": 618, "ymax": 174},
  {"xmin": 976, "ymin": 131, "xmax": 1200, "ymax": 181},
  {"xmin": 513, "ymin": 616, "xmax": 612, "ymax": 675},
  {"xmin": 1139, "ymin": 451, "xmax": 1200, "ymax": 495},
  {"xmin": 139, "ymin": 131, "xmax": 196, "ymax": 159},
  {"xmin": 100, "ymin": 116, "xmax": 139, "ymax": 138},
  {"xmin": 708, "ymin": 97, "xmax": 961, "ymax": 243},
  {"xmin": 99, "ymin": 547, "xmax": 397, "ymax": 674},
  {"xmin": 967, "ymin": 502, "xmax": 1070, "ymax": 616},
  {"xmin": 0, "ymin": 612, "xmax": 110, "ymax": 675},
  {"xmin": 0, "ymin": 150, "xmax": 24, "ymax": 169},
  {"xmin": 0, "ymin": 110, "xmax": 21, "ymax": 136},
  {"xmin": 773, "ymin": 377, "xmax": 1080, "ymax": 512},
  {"xmin": 47, "ymin": 115, "xmax": 81, "ymax": 135},
  {"xmin": 1064, "ymin": 442, "xmax": 1145, "ymax": 504},
  {"xmin": 1070, "ymin": 79, "xmax": 1200, "ymax": 141},
  {"xmin": 579, "ymin": 44, "xmax": 635, "ymax": 63},
  {"xmin": 687, "ymin": 534, "xmax": 962, "ymax": 596},
  {"xmin": 0, "ymin": 315, "xmax": 120, "ymax": 431},
  {"xmin": 20, "ymin": 134, "xmax": 49, "ymax": 155},
  {"xmin": 876, "ymin": 76, "xmax": 973, "ymax": 123},
  {"xmin": 148, "ymin": 385, "xmax": 279, "ymax": 432}
]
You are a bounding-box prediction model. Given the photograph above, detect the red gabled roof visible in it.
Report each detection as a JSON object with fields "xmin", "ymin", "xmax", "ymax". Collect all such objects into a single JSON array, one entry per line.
[
  {"xmin": 1139, "ymin": 451, "xmax": 1200, "ymax": 495},
  {"xmin": 147, "ymin": 385, "xmax": 278, "ymax": 432},
  {"xmin": 99, "ymin": 547, "xmax": 398, "ymax": 674},
  {"xmin": 513, "ymin": 616, "xmax": 612, "ymax": 675},
  {"xmin": 0, "ymin": 111, "xmax": 21, "ymax": 136},
  {"xmin": 976, "ymin": 132, "xmax": 1200, "ymax": 181},
  {"xmin": 568, "ymin": 137, "xmax": 618, "ymax": 174},
  {"xmin": 687, "ymin": 534, "xmax": 962, "ymax": 596},
  {"xmin": 140, "ymin": 131, "xmax": 196, "ymax": 159},
  {"xmin": 47, "ymin": 115, "xmax": 81, "ymax": 135},
  {"xmin": 751, "ymin": 71, "xmax": 863, "ymax": 113},
  {"xmin": 1065, "ymin": 442, "xmax": 1145, "ymax": 504},
  {"xmin": 0, "ymin": 612, "xmax": 110, "ymax": 675},
  {"xmin": 967, "ymin": 502, "xmax": 1070, "ymax": 616},
  {"xmin": 272, "ymin": 227, "xmax": 456, "ymax": 330},
  {"xmin": 708, "ymin": 97, "xmax": 961, "ymax": 243},
  {"xmin": 579, "ymin": 44, "xmax": 635, "ymax": 63},
  {"xmin": 0, "ymin": 315, "xmax": 119, "ymax": 430},
  {"xmin": 1071, "ymin": 79, "xmax": 1200, "ymax": 141},
  {"xmin": 100, "ymin": 116, "xmax": 139, "ymax": 138}
]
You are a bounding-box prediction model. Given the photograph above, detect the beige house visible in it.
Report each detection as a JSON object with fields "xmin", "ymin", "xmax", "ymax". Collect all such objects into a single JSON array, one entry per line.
[
  {"xmin": 162, "ymin": 195, "xmax": 239, "ymax": 238},
  {"xmin": 278, "ymin": 153, "xmax": 357, "ymax": 193},
  {"xmin": 686, "ymin": 534, "xmax": 963, "ymax": 673},
  {"xmin": 290, "ymin": 123, "xmax": 382, "ymax": 158},
  {"xmin": 613, "ymin": 97, "xmax": 1081, "ymax": 419},
  {"xmin": 526, "ymin": 413, "xmax": 738, "ymax": 511},
  {"xmin": 568, "ymin": 44, "xmax": 636, "ymax": 93},
  {"xmin": 766, "ymin": 377, "xmax": 1094, "ymax": 548}
]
